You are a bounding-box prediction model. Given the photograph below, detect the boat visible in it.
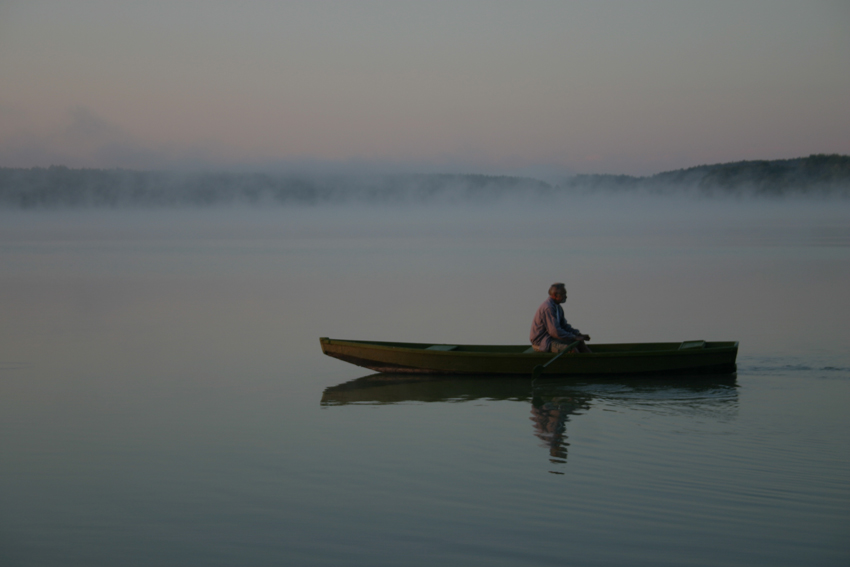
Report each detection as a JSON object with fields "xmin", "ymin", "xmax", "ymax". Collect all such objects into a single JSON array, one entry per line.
[{"xmin": 319, "ymin": 337, "xmax": 738, "ymax": 377}]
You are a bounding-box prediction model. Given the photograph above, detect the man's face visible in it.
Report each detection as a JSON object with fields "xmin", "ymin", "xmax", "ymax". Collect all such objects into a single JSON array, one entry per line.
[{"xmin": 552, "ymin": 289, "xmax": 567, "ymax": 304}]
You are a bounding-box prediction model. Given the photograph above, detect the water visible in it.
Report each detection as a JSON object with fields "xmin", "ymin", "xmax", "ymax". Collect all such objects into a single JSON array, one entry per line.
[{"xmin": 1, "ymin": 198, "xmax": 849, "ymax": 566}]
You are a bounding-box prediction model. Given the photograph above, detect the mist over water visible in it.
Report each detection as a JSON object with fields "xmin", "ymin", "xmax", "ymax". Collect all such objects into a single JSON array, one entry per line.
[
  {"xmin": 2, "ymin": 156, "xmax": 849, "ymax": 209},
  {"xmin": 3, "ymin": 195, "xmax": 847, "ymax": 353},
  {"xmin": 1, "ymin": 194, "xmax": 849, "ymax": 566}
]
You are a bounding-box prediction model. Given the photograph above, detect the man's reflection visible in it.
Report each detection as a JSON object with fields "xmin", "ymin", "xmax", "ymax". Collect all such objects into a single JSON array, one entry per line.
[{"xmin": 530, "ymin": 393, "xmax": 589, "ymax": 464}]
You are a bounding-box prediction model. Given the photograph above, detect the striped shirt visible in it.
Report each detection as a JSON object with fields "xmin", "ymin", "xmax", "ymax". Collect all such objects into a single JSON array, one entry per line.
[{"xmin": 530, "ymin": 297, "xmax": 582, "ymax": 352}]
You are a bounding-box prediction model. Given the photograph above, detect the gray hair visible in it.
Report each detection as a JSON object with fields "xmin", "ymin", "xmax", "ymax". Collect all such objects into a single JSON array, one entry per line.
[{"xmin": 548, "ymin": 283, "xmax": 566, "ymax": 297}]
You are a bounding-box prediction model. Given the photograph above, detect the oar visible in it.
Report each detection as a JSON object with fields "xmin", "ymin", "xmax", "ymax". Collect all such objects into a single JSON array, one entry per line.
[{"xmin": 532, "ymin": 341, "xmax": 580, "ymax": 380}]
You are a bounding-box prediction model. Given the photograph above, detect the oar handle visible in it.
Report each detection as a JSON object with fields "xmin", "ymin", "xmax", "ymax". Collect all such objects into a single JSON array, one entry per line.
[
  {"xmin": 542, "ymin": 341, "xmax": 580, "ymax": 368},
  {"xmin": 532, "ymin": 340, "xmax": 581, "ymax": 379}
]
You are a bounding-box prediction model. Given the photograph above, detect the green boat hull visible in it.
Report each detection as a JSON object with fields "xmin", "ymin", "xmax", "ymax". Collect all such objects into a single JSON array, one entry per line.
[{"xmin": 319, "ymin": 337, "xmax": 739, "ymax": 376}]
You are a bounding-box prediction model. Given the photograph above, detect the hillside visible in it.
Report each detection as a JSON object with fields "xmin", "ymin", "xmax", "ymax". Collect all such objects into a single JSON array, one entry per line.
[{"xmin": 566, "ymin": 154, "xmax": 850, "ymax": 196}]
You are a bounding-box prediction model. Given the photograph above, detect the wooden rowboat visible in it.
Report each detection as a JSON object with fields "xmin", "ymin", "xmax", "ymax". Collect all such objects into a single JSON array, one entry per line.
[{"xmin": 319, "ymin": 337, "xmax": 738, "ymax": 376}]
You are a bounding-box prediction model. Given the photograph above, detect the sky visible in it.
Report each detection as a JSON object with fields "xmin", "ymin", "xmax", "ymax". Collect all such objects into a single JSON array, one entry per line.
[{"xmin": 0, "ymin": 0, "xmax": 848, "ymax": 176}]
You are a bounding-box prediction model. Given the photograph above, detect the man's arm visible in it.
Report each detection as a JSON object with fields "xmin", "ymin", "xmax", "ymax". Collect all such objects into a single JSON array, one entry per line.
[
  {"xmin": 554, "ymin": 305, "xmax": 590, "ymax": 342},
  {"xmin": 545, "ymin": 304, "xmax": 579, "ymax": 341}
]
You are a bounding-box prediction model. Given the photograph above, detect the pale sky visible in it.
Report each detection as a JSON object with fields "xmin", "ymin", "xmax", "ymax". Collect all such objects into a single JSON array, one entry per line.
[{"xmin": 1, "ymin": 0, "xmax": 848, "ymax": 175}]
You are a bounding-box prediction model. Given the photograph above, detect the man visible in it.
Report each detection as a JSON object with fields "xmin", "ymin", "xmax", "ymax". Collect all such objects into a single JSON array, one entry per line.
[{"xmin": 530, "ymin": 283, "xmax": 592, "ymax": 353}]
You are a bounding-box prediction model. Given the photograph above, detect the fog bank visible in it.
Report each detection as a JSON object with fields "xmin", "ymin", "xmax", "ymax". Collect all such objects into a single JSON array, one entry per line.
[{"xmin": 1, "ymin": 155, "xmax": 848, "ymax": 209}]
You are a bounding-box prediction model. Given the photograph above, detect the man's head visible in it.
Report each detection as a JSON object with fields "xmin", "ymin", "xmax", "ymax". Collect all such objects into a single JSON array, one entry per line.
[{"xmin": 548, "ymin": 283, "xmax": 567, "ymax": 304}]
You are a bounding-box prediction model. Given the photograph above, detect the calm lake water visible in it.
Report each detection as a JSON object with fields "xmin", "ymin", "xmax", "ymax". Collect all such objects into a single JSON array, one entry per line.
[{"xmin": 1, "ymin": 197, "xmax": 849, "ymax": 566}]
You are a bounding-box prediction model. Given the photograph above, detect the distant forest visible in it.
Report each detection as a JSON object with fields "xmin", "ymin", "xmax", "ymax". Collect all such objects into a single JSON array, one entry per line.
[
  {"xmin": 567, "ymin": 154, "xmax": 850, "ymax": 197},
  {"xmin": 1, "ymin": 154, "xmax": 848, "ymax": 208}
]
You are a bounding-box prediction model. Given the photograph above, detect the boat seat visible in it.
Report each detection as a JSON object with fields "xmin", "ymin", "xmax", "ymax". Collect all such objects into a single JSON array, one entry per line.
[
  {"xmin": 523, "ymin": 346, "xmax": 536, "ymax": 353},
  {"xmin": 426, "ymin": 345, "xmax": 457, "ymax": 351},
  {"xmin": 678, "ymin": 340, "xmax": 705, "ymax": 350}
]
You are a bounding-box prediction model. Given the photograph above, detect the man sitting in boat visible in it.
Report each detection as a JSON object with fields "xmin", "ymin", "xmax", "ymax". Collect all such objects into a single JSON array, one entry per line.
[{"xmin": 530, "ymin": 283, "xmax": 592, "ymax": 353}]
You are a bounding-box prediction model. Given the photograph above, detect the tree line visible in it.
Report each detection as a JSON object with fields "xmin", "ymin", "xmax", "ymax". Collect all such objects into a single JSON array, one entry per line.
[
  {"xmin": 566, "ymin": 154, "xmax": 850, "ymax": 196},
  {"xmin": 1, "ymin": 154, "xmax": 847, "ymax": 208}
]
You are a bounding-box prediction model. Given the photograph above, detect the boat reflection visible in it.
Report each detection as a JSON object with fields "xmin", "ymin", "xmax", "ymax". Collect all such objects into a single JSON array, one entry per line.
[{"xmin": 321, "ymin": 373, "xmax": 738, "ymax": 467}]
